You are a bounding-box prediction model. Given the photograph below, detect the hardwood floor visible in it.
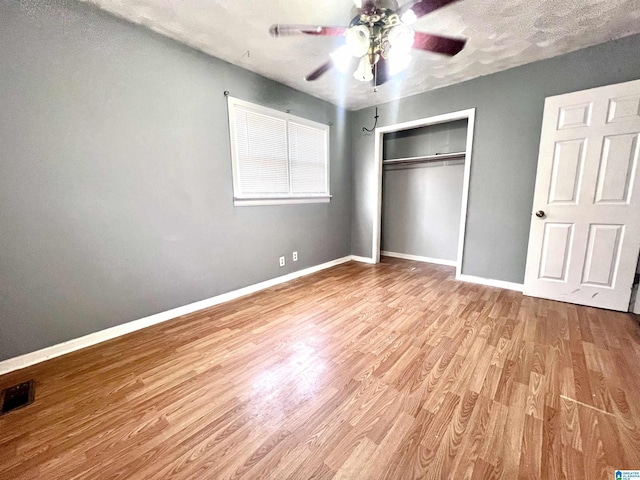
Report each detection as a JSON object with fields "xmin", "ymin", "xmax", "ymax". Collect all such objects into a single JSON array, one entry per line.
[{"xmin": 1, "ymin": 257, "xmax": 640, "ymax": 479}]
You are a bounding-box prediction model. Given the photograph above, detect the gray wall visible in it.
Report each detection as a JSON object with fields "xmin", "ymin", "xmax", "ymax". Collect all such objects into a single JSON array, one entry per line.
[
  {"xmin": 351, "ymin": 34, "xmax": 640, "ymax": 284},
  {"xmin": 382, "ymin": 161, "xmax": 464, "ymax": 261},
  {"xmin": 381, "ymin": 120, "xmax": 467, "ymax": 261},
  {"xmin": 0, "ymin": 0, "xmax": 352, "ymax": 361}
]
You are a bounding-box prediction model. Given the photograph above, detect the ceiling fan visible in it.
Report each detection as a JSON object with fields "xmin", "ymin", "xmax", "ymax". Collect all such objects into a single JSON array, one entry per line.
[{"xmin": 269, "ymin": 0, "xmax": 467, "ymax": 86}]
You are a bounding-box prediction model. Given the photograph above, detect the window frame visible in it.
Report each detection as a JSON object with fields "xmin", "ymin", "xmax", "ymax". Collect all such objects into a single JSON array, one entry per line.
[{"xmin": 227, "ymin": 96, "xmax": 331, "ymax": 206}]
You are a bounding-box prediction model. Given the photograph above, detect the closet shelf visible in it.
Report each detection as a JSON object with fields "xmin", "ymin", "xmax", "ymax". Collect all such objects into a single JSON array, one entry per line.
[{"xmin": 383, "ymin": 151, "xmax": 466, "ymax": 165}]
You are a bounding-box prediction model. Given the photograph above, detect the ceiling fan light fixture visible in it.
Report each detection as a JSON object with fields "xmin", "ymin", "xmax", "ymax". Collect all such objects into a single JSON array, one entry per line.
[
  {"xmin": 388, "ymin": 25, "xmax": 415, "ymax": 54},
  {"xmin": 345, "ymin": 25, "xmax": 371, "ymax": 57},
  {"xmin": 330, "ymin": 44, "xmax": 353, "ymax": 73},
  {"xmin": 353, "ymin": 55, "xmax": 374, "ymax": 82},
  {"xmin": 271, "ymin": 0, "xmax": 468, "ymax": 85},
  {"xmin": 400, "ymin": 9, "xmax": 418, "ymax": 25}
]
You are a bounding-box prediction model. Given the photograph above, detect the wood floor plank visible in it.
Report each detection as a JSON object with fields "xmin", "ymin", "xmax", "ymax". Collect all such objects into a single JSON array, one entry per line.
[
  {"xmin": 518, "ymin": 414, "xmax": 543, "ymax": 479},
  {"xmin": 577, "ymin": 401, "xmax": 610, "ymax": 479},
  {"xmin": 1, "ymin": 257, "xmax": 639, "ymax": 479},
  {"xmin": 428, "ymin": 389, "xmax": 479, "ymax": 479}
]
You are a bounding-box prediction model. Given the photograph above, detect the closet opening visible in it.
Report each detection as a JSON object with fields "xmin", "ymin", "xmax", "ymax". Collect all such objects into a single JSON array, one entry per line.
[{"xmin": 371, "ymin": 109, "xmax": 476, "ymax": 278}]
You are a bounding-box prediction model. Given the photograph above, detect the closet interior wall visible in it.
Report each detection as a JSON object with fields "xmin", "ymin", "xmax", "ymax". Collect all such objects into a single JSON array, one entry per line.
[{"xmin": 381, "ymin": 119, "xmax": 468, "ymax": 263}]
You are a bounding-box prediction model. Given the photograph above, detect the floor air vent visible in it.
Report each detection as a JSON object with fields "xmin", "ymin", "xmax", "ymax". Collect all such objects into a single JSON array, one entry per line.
[{"xmin": 1, "ymin": 380, "xmax": 35, "ymax": 415}]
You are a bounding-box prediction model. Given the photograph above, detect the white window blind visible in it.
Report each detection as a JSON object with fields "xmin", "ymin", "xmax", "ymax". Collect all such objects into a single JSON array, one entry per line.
[
  {"xmin": 289, "ymin": 122, "xmax": 328, "ymax": 194},
  {"xmin": 228, "ymin": 96, "xmax": 330, "ymax": 206},
  {"xmin": 235, "ymin": 109, "xmax": 289, "ymax": 195}
]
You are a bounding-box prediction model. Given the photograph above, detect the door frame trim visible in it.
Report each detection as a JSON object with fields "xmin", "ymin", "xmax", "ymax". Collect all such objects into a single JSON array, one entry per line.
[{"xmin": 371, "ymin": 108, "xmax": 476, "ymax": 279}]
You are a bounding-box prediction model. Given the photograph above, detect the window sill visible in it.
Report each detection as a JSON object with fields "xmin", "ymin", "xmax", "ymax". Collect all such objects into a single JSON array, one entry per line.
[{"xmin": 234, "ymin": 196, "xmax": 331, "ymax": 206}]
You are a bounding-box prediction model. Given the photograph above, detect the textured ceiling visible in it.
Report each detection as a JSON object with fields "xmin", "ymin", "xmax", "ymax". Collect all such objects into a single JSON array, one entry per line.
[{"xmin": 80, "ymin": 0, "xmax": 640, "ymax": 110}]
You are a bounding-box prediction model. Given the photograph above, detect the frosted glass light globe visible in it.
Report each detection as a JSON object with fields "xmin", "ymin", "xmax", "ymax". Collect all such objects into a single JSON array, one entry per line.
[
  {"xmin": 388, "ymin": 25, "xmax": 415, "ymax": 53},
  {"xmin": 345, "ymin": 25, "xmax": 371, "ymax": 58},
  {"xmin": 353, "ymin": 56, "xmax": 373, "ymax": 82},
  {"xmin": 388, "ymin": 51, "xmax": 412, "ymax": 75},
  {"xmin": 400, "ymin": 9, "xmax": 417, "ymax": 25}
]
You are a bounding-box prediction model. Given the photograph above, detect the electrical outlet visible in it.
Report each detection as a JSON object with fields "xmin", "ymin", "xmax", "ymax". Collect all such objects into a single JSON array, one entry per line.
[
  {"xmin": 279, "ymin": 256, "xmax": 285, "ymax": 267},
  {"xmin": 293, "ymin": 251, "xmax": 298, "ymax": 262}
]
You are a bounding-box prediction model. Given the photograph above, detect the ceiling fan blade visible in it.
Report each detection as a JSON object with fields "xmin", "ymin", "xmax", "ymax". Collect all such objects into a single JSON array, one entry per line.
[
  {"xmin": 398, "ymin": 0, "xmax": 461, "ymax": 20},
  {"xmin": 305, "ymin": 60, "xmax": 334, "ymax": 81},
  {"xmin": 270, "ymin": 24, "xmax": 347, "ymax": 37},
  {"xmin": 412, "ymin": 32, "xmax": 466, "ymax": 56}
]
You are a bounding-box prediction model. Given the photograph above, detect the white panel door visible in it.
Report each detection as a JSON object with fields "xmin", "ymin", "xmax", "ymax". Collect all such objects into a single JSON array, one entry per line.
[{"xmin": 524, "ymin": 78, "xmax": 640, "ymax": 311}]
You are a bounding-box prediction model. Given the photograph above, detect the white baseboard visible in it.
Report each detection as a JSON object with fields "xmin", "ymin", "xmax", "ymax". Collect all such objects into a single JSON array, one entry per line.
[
  {"xmin": 381, "ymin": 251, "xmax": 458, "ymax": 267},
  {"xmin": 0, "ymin": 256, "xmax": 352, "ymax": 376},
  {"xmin": 350, "ymin": 255, "xmax": 376, "ymax": 264},
  {"xmin": 456, "ymin": 274, "xmax": 524, "ymax": 292}
]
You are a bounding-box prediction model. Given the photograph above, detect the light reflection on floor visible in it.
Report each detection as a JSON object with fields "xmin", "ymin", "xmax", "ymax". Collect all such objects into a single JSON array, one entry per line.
[{"xmin": 248, "ymin": 338, "xmax": 327, "ymax": 426}]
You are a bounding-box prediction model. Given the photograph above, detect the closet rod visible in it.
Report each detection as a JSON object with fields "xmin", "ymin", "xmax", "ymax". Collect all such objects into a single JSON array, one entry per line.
[{"xmin": 382, "ymin": 151, "xmax": 466, "ymax": 166}]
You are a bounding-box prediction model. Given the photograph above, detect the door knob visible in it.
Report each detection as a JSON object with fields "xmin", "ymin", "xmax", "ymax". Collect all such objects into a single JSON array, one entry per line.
[{"xmin": 535, "ymin": 210, "xmax": 545, "ymax": 218}]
